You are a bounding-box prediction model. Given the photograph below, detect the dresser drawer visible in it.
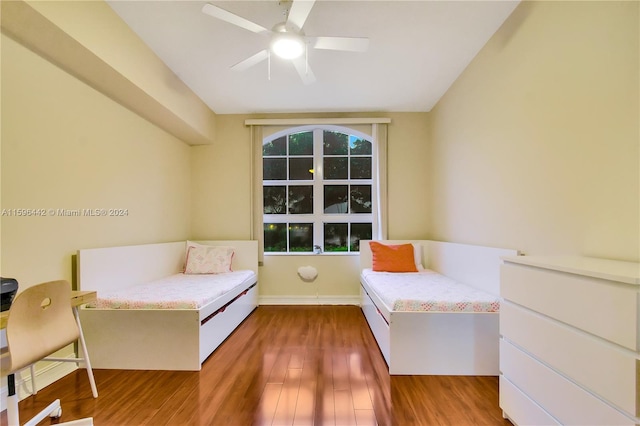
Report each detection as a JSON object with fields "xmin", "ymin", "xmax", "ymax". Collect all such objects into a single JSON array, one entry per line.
[
  {"xmin": 500, "ymin": 375, "xmax": 560, "ymax": 426},
  {"xmin": 500, "ymin": 301, "xmax": 639, "ymax": 417},
  {"xmin": 501, "ymin": 263, "xmax": 639, "ymax": 351},
  {"xmin": 500, "ymin": 339, "xmax": 636, "ymax": 425}
]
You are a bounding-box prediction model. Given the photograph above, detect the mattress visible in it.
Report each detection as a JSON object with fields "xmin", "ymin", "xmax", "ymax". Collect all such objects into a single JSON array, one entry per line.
[
  {"xmin": 88, "ymin": 270, "xmax": 256, "ymax": 310},
  {"xmin": 361, "ymin": 269, "xmax": 500, "ymax": 313}
]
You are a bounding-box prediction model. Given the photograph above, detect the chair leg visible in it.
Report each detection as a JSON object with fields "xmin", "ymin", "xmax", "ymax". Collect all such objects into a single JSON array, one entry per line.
[
  {"xmin": 7, "ymin": 373, "xmax": 20, "ymax": 426},
  {"xmin": 29, "ymin": 364, "xmax": 37, "ymax": 395},
  {"xmin": 23, "ymin": 399, "xmax": 61, "ymax": 426},
  {"xmin": 58, "ymin": 419, "xmax": 94, "ymax": 425},
  {"xmin": 73, "ymin": 306, "xmax": 98, "ymax": 398},
  {"xmin": 7, "ymin": 394, "xmax": 19, "ymax": 426}
]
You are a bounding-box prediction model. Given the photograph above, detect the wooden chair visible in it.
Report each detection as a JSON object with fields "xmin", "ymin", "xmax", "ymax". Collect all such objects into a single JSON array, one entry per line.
[{"xmin": 1, "ymin": 280, "xmax": 96, "ymax": 425}]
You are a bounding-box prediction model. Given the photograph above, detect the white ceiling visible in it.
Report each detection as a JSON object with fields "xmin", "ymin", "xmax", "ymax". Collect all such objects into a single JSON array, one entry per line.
[{"xmin": 107, "ymin": 1, "xmax": 520, "ymax": 114}]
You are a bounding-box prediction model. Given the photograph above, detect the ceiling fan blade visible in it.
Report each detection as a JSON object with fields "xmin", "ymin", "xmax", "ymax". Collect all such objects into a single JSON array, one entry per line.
[
  {"xmin": 286, "ymin": 0, "xmax": 316, "ymax": 31},
  {"xmin": 231, "ymin": 50, "xmax": 269, "ymax": 72},
  {"xmin": 312, "ymin": 36, "xmax": 369, "ymax": 52},
  {"xmin": 202, "ymin": 3, "xmax": 268, "ymax": 34},
  {"xmin": 292, "ymin": 56, "xmax": 316, "ymax": 85}
]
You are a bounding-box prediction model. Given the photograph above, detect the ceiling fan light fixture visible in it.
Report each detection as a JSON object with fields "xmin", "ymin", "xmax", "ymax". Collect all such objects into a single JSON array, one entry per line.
[{"xmin": 271, "ymin": 30, "xmax": 305, "ymax": 59}]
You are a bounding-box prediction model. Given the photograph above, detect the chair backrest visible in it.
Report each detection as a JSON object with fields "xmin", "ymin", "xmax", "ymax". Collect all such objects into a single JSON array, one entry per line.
[{"xmin": 2, "ymin": 280, "xmax": 80, "ymax": 373}]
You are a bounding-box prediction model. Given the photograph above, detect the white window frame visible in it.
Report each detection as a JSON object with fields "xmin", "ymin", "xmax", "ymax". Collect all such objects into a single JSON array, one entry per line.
[{"xmin": 262, "ymin": 125, "xmax": 378, "ymax": 254}]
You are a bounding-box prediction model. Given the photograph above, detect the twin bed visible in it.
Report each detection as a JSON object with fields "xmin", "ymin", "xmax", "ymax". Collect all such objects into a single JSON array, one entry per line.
[
  {"xmin": 359, "ymin": 240, "xmax": 519, "ymax": 375},
  {"xmin": 77, "ymin": 240, "xmax": 258, "ymax": 371},
  {"xmin": 77, "ymin": 238, "xmax": 516, "ymax": 376}
]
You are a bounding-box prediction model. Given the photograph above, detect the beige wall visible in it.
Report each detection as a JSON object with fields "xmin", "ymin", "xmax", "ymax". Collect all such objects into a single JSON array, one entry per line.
[
  {"xmin": 428, "ymin": 1, "xmax": 639, "ymax": 261},
  {"xmin": 1, "ymin": 0, "xmax": 216, "ymax": 145},
  {"xmin": 1, "ymin": 34, "xmax": 192, "ymax": 288},
  {"xmin": 191, "ymin": 114, "xmax": 253, "ymax": 240},
  {"xmin": 191, "ymin": 112, "xmax": 429, "ymax": 298}
]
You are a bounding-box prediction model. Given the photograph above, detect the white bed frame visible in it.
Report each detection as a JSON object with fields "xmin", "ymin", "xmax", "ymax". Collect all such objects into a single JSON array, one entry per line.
[
  {"xmin": 359, "ymin": 240, "xmax": 519, "ymax": 376},
  {"xmin": 77, "ymin": 240, "xmax": 258, "ymax": 371}
]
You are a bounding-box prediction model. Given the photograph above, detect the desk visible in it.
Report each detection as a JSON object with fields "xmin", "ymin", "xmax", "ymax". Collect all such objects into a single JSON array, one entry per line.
[
  {"xmin": 2, "ymin": 290, "xmax": 97, "ymax": 426},
  {"xmin": 1, "ymin": 290, "xmax": 97, "ymax": 329}
]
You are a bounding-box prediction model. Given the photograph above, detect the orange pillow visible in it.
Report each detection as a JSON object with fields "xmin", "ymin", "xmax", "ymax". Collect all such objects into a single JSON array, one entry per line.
[{"xmin": 370, "ymin": 242, "xmax": 418, "ymax": 273}]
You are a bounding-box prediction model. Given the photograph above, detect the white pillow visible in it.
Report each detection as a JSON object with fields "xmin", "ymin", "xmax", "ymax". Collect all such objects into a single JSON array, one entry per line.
[
  {"xmin": 184, "ymin": 245, "xmax": 234, "ymax": 274},
  {"xmin": 183, "ymin": 240, "xmax": 207, "ymax": 270},
  {"xmin": 412, "ymin": 243, "xmax": 425, "ymax": 271}
]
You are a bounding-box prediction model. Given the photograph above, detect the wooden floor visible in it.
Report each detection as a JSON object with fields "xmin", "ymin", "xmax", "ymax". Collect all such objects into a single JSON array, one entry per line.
[{"xmin": 5, "ymin": 306, "xmax": 511, "ymax": 425}]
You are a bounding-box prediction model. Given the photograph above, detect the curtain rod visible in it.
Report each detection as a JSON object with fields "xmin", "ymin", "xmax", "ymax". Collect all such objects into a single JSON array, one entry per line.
[{"xmin": 244, "ymin": 118, "xmax": 391, "ymax": 126}]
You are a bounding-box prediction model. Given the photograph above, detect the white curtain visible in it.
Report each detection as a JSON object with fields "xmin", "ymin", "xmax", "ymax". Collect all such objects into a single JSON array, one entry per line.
[
  {"xmin": 250, "ymin": 125, "xmax": 264, "ymax": 263},
  {"xmin": 373, "ymin": 123, "xmax": 388, "ymax": 240}
]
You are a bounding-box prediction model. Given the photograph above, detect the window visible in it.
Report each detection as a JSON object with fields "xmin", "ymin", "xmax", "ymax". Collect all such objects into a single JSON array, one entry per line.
[{"xmin": 262, "ymin": 126, "xmax": 376, "ymax": 253}]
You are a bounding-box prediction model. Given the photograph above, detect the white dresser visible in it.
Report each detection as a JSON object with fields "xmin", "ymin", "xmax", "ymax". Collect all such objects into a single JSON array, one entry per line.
[{"xmin": 499, "ymin": 256, "xmax": 639, "ymax": 425}]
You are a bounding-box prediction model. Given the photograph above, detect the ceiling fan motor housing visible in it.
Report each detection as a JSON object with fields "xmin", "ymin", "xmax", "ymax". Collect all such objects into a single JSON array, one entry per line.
[{"xmin": 271, "ymin": 22, "xmax": 306, "ymax": 59}]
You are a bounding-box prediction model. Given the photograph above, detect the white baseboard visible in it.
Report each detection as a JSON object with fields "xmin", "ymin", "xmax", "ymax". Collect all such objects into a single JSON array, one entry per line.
[
  {"xmin": 259, "ymin": 295, "xmax": 360, "ymax": 306},
  {"xmin": 0, "ymin": 356, "xmax": 78, "ymax": 409}
]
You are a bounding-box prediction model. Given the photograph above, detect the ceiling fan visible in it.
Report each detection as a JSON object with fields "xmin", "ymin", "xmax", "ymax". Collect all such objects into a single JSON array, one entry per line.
[{"xmin": 201, "ymin": 0, "xmax": 369, "ymax": 84}]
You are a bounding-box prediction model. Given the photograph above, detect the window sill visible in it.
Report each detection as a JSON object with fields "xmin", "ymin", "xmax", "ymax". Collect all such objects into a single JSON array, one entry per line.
[{"xmin": 264, "ymin": 252, "xmax": 359, "ymax": 256}]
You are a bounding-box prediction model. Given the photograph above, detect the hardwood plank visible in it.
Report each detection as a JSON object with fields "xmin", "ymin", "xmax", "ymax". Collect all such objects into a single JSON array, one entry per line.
[
  {"xmin": 269, "ymin": 350, "xmax": 292, "ymax": 384},
  {"xmin": 272, "ymin": 368, "xmax": 302, "ymax": 425},
  {"xmin": 320, "ymin": 351, "xmax": 336, "ymax": 426},
  {"xmin": 293, "ymin": 354, "xmax": 317, "ymax": 425},
  {"xmin": 332, "ymin": 351, "xmax": 351, "ymax": 392},
  {"xmin": 289, "ymin": 349, "xmax": 305, "ymax": 370},
  {"xmin": 334, "ymin": 389, "xmax": 357, "ymax": 425},
  {"xmin": 350, "ymin": 353, "xmax": 374, "ymax": 411},
  {"xmin": 3, "ymin": 306, "xmax": 511, "ymax": 425},
  {"xmin": 256, "ymin": 383, "xmax": 282, "ymax": 426},
  {"xmin": 355, "ymin": 409, "xmax": 377, "ymax": 426}
]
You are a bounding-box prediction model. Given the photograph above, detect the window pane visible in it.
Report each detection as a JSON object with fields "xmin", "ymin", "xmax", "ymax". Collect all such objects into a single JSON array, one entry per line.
[
  {"xmin": 263, "ymin": 186, "xmax": 286, "ymax": 214},
  {"xmin": 288, "ymin": 186, "xmax": 313, "ymax": 214},
  {"xmin": 264, "ymin": 223, "xmax": 287, "ymax": 252},
  {"xmin": 324, "ymin": 223, "xmax": 348, "ymax": 252},
  {"xmin": 349, "ymin": 136, "xmax": 372, "ymax": 155},
  {"xmin": 350, "ymin": 158, "xmax": 371, "ymax": 179},
  {"xmin": 350, "ymin": 223, "xmax": 372, "ymax": 251},
  {"xmin": 350, "ymin": 185, "xmax": 372, "ymax": 213},
  {"xmin": 264, "ymin": 158, "xmax": 286, "ymax": 180},
  {"xmin": 289, "ymin": 158, "xmax": 313, "ymax": 180},
  {"xmin": 263, "ymin": 128, "xmax": 376, "ymax": 255},
  {"xmin": 324, "ymin": 185, "xmax": 348, "ymax": 213},
  {"xmin": 263, "ymin": 136, "xmax": 286, "ymax": 156},
  {"xmin": 324, "ymin": 157, "xmax": 348, "ymax": 180},
  {"xmin": 323, "ymin": 131, "xmax": 348, "ymax": 155},
  {"xmin": 289, "ymin": 131, "xmax": 313, "ymax": 155},
  {"xmin": 289, "ymin": 223, "xmax": 313, "ymax": 252}
]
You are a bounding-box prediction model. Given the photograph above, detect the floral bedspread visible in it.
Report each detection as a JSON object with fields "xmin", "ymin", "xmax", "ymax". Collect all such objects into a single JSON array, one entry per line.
[
  {"xmin": 88, "ymin": 270, "xmax": 255, "ymax": 310},
  {"xmin": 361, "ymin": 269, "xmax": 499, "ymax": 313}
]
